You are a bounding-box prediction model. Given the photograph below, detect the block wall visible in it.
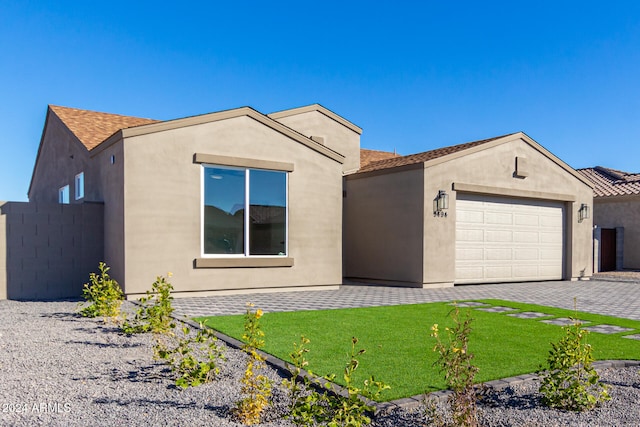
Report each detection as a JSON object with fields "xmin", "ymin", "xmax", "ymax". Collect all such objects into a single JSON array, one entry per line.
[{"xmin": 0, "ymin": 202, "xmax": 104, "ymax": 300}]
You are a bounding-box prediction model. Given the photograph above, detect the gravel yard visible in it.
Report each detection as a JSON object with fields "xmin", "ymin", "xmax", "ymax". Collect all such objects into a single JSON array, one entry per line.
[{"xmin": 1, "ymin": 299, "xmax": 640, "ymax": 426}]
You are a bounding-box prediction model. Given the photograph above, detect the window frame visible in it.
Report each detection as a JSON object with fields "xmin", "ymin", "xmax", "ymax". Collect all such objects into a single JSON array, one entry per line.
[
  {"xmin": 75, "ymin": 172, "xmax": 84, "ymax": 200},
  {"xmin": 58, "ymin": 185, "xmax": 70, "ymax": 204},
  {"xmin": 200, "ymin": 163, "xmax": 289, "ymax": 259}
]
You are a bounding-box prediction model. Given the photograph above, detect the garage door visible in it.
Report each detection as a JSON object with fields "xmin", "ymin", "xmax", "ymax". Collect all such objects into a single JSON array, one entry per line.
[{"xmin": 455, "ymin": 194, "xmax": 564, "ymax": 284}]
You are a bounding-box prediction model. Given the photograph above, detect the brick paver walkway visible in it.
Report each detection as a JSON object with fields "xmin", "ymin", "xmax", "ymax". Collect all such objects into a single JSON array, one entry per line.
[{"xmin": 173, "ymin": 278, "xmax": 640, "ymax": 320}]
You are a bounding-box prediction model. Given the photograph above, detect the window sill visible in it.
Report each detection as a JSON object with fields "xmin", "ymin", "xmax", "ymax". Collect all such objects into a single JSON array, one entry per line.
[{"xmin": 194, "ymin": 257, "xmax": 294, "ymax": 268}]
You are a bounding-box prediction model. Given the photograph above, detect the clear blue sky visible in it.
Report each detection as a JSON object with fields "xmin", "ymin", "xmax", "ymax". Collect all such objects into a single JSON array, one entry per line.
[{"xmin": 1, "ymin": 1, "xmax": 639, "ymax": 201}]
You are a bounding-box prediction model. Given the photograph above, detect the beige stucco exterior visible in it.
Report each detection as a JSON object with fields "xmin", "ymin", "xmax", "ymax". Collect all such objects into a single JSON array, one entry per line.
[
  {"xmin": 27, "ymin": 105, "xmax": 359, "ymax": 297},
  {"xmin": 593, "ymin": 195, "xmax": 640, "ymax": 269},
  {"xmin": 344, "ymin": 133, "xmax": 594, "ymax": 287}
]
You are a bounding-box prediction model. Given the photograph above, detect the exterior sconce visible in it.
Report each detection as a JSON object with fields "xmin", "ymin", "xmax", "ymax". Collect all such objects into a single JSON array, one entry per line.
[
  {"xmin": 578, "ymin": 203, "xmax": 590, "ymax": 223},
  {"xmin": 433, "ymin": 190, "xmax": 449, "ymax": 217}
]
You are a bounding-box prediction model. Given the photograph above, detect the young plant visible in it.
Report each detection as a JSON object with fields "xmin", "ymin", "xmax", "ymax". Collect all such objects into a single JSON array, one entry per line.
[
  {"xmin": 538, "ymin": 309, "xmax": 610, "ymax": 411},
  {"xmin": 154, "ymin": 323, "xmax": 225, "ymax": 389},
  {"xmin": 78, "ymin": 262, "xmax": 124, "ymax": 321},
  {"xmin": 122, "ymin": 274, "xmax": 176, "ymax": 334},
  {"xmin": 430, "ymin": 304, "xmax": 479, "ymax": 427},
  {"xmin": 324, "ymin": 337, "xmax": 390, "ymax": 427},
  {"xmin": 234, "ymin": 303, "xmax": 273, "ymax": 425},
  {"xmin": 283, "ymin": 336, "xmax": 330, "ymax": 426}
]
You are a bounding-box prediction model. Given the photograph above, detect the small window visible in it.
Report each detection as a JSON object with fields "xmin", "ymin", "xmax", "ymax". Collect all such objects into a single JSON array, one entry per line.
[
  {"xmin": 59, "ymin": 185, "xmax": 69, "ymax": 204},
  {"xmin": 75, "ymin": 172, "xmax": 84, "ymax": 200}
]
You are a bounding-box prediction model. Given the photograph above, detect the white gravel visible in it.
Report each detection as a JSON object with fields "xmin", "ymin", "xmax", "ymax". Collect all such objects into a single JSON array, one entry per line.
[{"xmin": 1, "ymin": 299, "xmax": 639, "ymax": 426}]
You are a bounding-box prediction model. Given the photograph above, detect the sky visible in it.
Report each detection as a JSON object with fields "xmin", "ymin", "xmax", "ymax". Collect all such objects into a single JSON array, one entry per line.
[{"xmin": 1, "ymin": 1, "xmax": 639, "ymax": 201}]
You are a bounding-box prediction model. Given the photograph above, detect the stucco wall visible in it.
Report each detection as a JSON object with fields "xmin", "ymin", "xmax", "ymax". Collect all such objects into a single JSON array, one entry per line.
[
  {"xmin": 424, "ymin": 138, "xmax": 593, "ymax": 284},
  {"xmin": 593, "ymin": 196, "xmax": 640, "ymax": 269},
  {"xmin": 344, "ymin": 136, "xmax": 593, "ymax": 287},
  {"xmin": 119, "ymin": 115, "xmax": 344, "ymax": 295},
  {"xmin": 272, "ymin": 110, "xmax": 361, "ymax": 174},
  {"xmin": 344, "ymin": 167, "xmax": 425, "ymax": 285},
  {"xmin": 0, "ymin": 202, "xmax": 103, "ymax": 300},
  {"xmin": 29, "ymin": 111, "xmax": 92, "ymax": 204}
]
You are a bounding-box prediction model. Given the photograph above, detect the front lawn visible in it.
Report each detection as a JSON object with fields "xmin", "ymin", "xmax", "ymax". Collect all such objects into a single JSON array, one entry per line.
[{"xmin": 196, "ymin": 299, "xmax": 640, "ymax": 401}]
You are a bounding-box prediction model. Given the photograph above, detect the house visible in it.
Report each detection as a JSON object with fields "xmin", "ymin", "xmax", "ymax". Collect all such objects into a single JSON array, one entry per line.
[
  {"xmin": 344, "ymin": 133, "xmax": 594, "ymax": 287},
  {"xmin": 1, "ymin": 104, "xmax": 594, "ymax": 300},
  {"xmin": 22, "ymin": 104, "xmax": 361, "ymax": 298},
  {"xmin": 577, "ymin": 167, "xmax": 640, "ymax": 272}
]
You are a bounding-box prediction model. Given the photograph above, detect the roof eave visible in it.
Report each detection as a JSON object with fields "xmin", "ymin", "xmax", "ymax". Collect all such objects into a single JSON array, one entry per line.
[
  {"xmin": 268, "ymin": 104, "xmax": 363, "ymax": 135},
  {"xmin": 90, "ymin": 106, "xmax": 345, "ymax": 164}
]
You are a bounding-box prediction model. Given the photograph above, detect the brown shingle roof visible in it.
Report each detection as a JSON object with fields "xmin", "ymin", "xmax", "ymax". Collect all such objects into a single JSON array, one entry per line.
[
  {"xmin": 360, "ymin": 148, "xmax": 401, "ymax": 168},
  {"xmin": 357, "ymin": 133, "xmax": 516, "ymax": 173},
  {"xmin": 577, "ymin": 167, "xmax": 640, "ymax": 197},
  {"xmin": 49, "ymin": 105, "xmax": 159, "ymax": 150}
]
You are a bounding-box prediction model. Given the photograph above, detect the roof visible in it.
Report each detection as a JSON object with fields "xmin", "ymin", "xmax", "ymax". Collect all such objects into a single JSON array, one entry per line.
[
  {"xmin": 357, "ymin": 133, "xmax": 516, "ymax": 173},
  {"xmin": 49, "ymin": 105, "xmax": 159, "ymax": 150},
  {"xmin": 577, "ymin": 167, "xmax": 640, "ymax": 198},
  {"xmin": 360, "ymin": 148, "xmax": 401, "ymax": 168}
]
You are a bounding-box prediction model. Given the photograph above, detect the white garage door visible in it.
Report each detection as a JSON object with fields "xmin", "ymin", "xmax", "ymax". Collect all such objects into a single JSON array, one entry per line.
[{"xmin": 455, "ymin": 194, "xmax": 564, "ymax": 284}]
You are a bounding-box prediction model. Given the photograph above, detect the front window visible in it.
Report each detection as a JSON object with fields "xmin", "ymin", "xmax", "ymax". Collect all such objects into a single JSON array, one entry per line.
[
  {"xmin": 202, "ymin": 165, "xmax": 287, "ymax": 256},
  {"xmin": 58, "ymin": 185, "xmax": 69, "ymax": 204}
]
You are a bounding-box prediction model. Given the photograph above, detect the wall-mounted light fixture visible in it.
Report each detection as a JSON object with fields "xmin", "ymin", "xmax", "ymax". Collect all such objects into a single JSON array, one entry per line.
[
  {"xmin": 433, "ymin": 190, "xmax": 449, "ymax": 217},
  {"xmin": 578, "ymin": 203, "xmax": 590, "ymax": 223}
]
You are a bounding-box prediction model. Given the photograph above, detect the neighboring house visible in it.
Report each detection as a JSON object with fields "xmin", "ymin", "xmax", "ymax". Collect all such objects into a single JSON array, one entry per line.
[
  {"xmin": 1, "ymin": 104, "xmax": 594, "ymax": 299},
  {"xmin": 24, "ymin": 104, "xmax": 361, "ymax": 298},
  {"xmin": 578, "ymin": 167, "xmax": 640, "ymax": 271},
  {"xmin": 344, "ymin": 133, "xmax": 594, "ymax": 287}
]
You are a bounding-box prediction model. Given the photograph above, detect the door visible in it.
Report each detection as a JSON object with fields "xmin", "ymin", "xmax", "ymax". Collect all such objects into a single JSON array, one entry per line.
[
  {"xmin": 600, "ymin": 228, "xmax": 616, "ymax": 272},
  {"xmin": 455, "ymin": 194, "xmax": 565, "ymax": 284}
]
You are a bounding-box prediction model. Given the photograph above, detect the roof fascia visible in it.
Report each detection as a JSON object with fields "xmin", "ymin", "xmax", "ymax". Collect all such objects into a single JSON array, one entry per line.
[
  {"xmin": 90, "ymin": 107, "xmax": 345, "ymax": 164},
  {"xmin": 345, "ymin": 162, "xmax": 424, "ymax": 180},
  {"xmin": 268, "ymin": 104, "xmax": 363, "ymax": 135},
  {"xmin": 422, "ymin": 132, "xmax": 594, "ymax": 189}
]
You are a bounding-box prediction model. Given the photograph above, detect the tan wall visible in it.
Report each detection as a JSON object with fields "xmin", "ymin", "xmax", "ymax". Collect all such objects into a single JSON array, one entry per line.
[
  {"xmin": 29, "ymin": 111, "xmax": 92, "ymax": 204},
  {"xmin": 424, "ymin": 138, "xmax": 593, "ymax": 284},
  {"xmin": 272, "ymin": 111, "xmax": 361, "ymax": 174},
  {"xmin": 0, "ymin": 202, "xmax": 104, "ymax": 300},
  {"xmin": 594, "ymin": 196, "xmax": 640, "ymax": 269},
  {"xmin": 119, "ymin": 115, "xmax": 344, "ymax": 295},
  {"xmin": 344, "ymin": 167, "xmax": 425, "ymax": 285},
  {"xmin": 344, "ymin": 136, "xmax": 593, "ymax": 287}
]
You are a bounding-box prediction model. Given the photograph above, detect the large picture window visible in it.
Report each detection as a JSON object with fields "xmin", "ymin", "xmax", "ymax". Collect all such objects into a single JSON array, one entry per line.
[{"xmin": 202, "ymin": 165, "xmax": 287, "ymax": 256}]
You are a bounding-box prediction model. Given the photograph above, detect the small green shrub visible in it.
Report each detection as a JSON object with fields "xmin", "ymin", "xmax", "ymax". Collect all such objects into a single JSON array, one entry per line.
[
  {"xmin": 283, "ymin": 336, "xmax": 389, "ymax": 427},
  {"xmin": 122, "ymin": 274, "xmax": 175, "ymax": 334},
  {"xmin": 430, "ymin": 304, "xmax": 479, "ymax": 427},
  {"xmin": 78, "ymin": 262, "xmax": 124, "ymax": 321},
  {"xmin": 324, "ymin": 337, "xmax": 390, "ymax": 427},
  {"xmin": 283, "ymin": 336, "xmax": 330, "ymax": 426},
  {"xmin": 538, "ymin": 315, "xmax": 610, "ymax": 411},
  {"xmin": 155, "ymin": 323, "xmax": 225, "ymax": 389},
  {"xmin": 234, "ymin": 303, "xmax": 273, "ymax": 425}
]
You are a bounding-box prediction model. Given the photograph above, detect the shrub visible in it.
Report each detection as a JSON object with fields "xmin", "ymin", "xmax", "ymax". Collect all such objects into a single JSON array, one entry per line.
[
  {"xmin": 283, "ymin": 336, "xmax": 389, "ymax": 427},
  {"xmin": 234, "ymin": 303, "xmax": 273, "ymax": 425},
  {"xmin": 154, "ymin": 323, "xmax": 225, "ymax": 389},
  {"xmin": 538, "ymin": 315, "xmax": 610, "ymax": 411},
  {"xmin": 430, "ymin": 304, "xmax": 479, "ymax": 427},
  {"xmin": 78, "ymin": 262, "xmax": 124, "ymax": 321},
  {"xmin": 122, "ymin": 274, "xmax": 175, "ymax": 334}
]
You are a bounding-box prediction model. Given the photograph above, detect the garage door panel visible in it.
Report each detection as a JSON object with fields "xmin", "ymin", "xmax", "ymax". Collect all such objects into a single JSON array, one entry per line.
[
  {"xmin": 486, "ymin": 230, "xmax": 512, "ymax": 242},
  {"xmin": 456, "ymin": 195, "xmax": 564, "ymax": 284}
]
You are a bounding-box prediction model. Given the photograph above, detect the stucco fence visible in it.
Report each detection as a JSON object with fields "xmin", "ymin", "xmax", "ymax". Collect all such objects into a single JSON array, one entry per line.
[{"xmin": 0, "ymin": 201, "xmax": 103, "ymax": 300}]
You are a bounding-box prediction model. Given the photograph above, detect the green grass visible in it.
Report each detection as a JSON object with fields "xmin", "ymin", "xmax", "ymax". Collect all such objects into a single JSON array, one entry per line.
[{"xmin": 195, "ymin": 299, "xmax": 640, "ymax": 402}]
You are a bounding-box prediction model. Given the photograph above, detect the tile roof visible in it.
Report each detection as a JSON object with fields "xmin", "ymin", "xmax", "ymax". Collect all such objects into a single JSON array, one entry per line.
[
  {"xmin": 49, "ymin": 105, "xmax": 159, "ymax": 150},
  {"xmin": 357, "ymin": 133, "xmax": 516, "ymax": 173},
  {"xmin": 577, "ymin": 167, "xmax": 640, "ymax": 198},
  {"xmin": 360, "ymin": 148, "xmax": 401, "ymax": 168}
]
